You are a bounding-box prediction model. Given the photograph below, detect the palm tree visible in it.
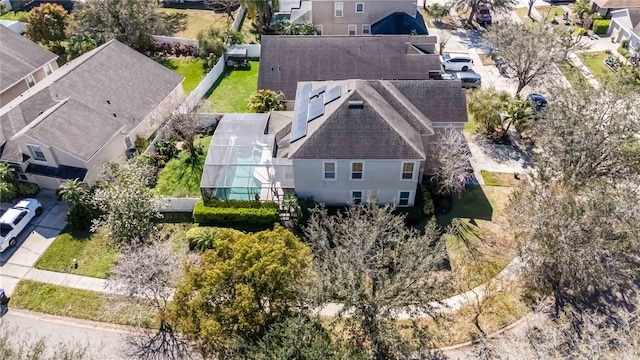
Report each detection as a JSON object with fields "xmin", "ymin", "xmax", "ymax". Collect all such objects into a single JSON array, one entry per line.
[
  {"xmin": 282, "ymin": 194, "xmax": 299, "ymax": 215},
  {"xmin": 238, "ymin": 0, "xmax": 280, "ymax": 31},
  {"xmin": 0, "ymin": 163, "xmax": 18, "ymax": 200},
  {"xmin": 59, "ymin": 179, "xmax": 89, "ymax": 206}
]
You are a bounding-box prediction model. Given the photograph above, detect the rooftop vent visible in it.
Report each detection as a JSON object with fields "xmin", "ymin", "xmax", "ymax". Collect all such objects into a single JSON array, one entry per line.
[
  {"xmin": 113, "ymin": 112, "xmax": 117, "ymax": 117},
  {"xmin": 106, "ymin": 99, "xmax": 111, "ymax": 104},
  {"xmin": 348, "ymin": 101, "xmax": 364, "ymax": 109}
]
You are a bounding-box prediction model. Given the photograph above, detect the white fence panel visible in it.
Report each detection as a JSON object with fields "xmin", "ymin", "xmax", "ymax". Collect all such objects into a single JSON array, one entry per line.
[
  {"xmin": 157, "ymin": 197, "xmax": 200, "ymax": 212},
  {"xmin": 231, "ymin": 6, "xmax": 247, "ymax": 31},
  {"xmin": 151, "ymin": 35, "xmax": 198, "ymax": 46}
]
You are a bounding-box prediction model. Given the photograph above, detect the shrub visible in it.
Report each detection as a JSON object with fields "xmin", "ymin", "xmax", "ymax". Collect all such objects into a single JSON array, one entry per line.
[
  {"xmin": 593, "ymin": 19, "xmax": 610, "ymax": 34},
  {"xmin": 618, "ymin": 45, "xmax": 630, "ymax": 58},
  {"xmin": 154, "ymin": 137, "xmax": 179, "ymax": 163},
  {"xmin": 193, "ymin": 201, "xmax": 279, "ymax": 227},
  {"xmin": 135, "ymin": 136, "xmax": 150, "ymax": 154},
  {"xmin": 17, "ymin": 182, "xmax": 40, "ymax": 196},
  {"xmin": 203, "ymin": 199, "xmax": 279, "ymax": 209},
  {"xmin": 422, "ymin": 187, "xmax": 435, "ymax": 215},
  {"xmin": 185, "ymin": 226, "xmax": 216, "ymax": 251},
  {"xmin": 0, "ymin": 182, "xmax": 16, "ymax": 200},
  {"xmin": 248, "ymin": 89, "xmax": 286, "ymax": 113}
]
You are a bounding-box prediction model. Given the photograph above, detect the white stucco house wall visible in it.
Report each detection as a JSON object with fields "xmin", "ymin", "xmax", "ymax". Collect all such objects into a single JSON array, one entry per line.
[{"xmin": 608, "ymin": 8, "xmax": 640, "ymax": 52}]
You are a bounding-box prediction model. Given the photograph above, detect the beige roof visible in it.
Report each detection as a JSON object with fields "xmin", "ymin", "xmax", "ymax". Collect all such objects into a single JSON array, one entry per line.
[{"xmin": 593, "ymin": 0, "xmax": 640, "ymax": 9}]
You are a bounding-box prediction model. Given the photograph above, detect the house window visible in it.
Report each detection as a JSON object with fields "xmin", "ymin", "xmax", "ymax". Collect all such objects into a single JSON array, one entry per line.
[
  {"xmin": 27, "ymin": 145, "xmax": 46, "ymax": 161},
  {"xmin": 44, "ymin": 63, "xmax": 53, "ymax": 75},
  {"xmin": 335, "ymin": 2, "xmax": 343, "ymax": 17},
  {"xmin": 401, "ymin": 162, "xmax": 414, "ymax": 180},
  {"xmin": 26, "ymin": 74, "xmax": 36, "ymax": 87},
  {"xmin": 398, "ymin": 191, "xmax": 411, "ymax": 207},
  {"xmin": 362, "ymin": 24, "xmax": 371, "ymax": 35},
  {"xmin": 351, "ymin": 191, "xmax": 363, "ymax": 205},
  {"xmin": 351, "ymin": 162, "xmax": 363, "ymax": 180},
  {"xmin": 355, "ymin": 2, "xmax": 364, "ymax": 13},
  {"xmin": 323, "ymin": 161, "xmax": 336, "ymax": 180},
  {"xmin": 315, "ymin": 25, "xmax": 323, "ymax": 35},
  {"xmin": 348, "ymin": 25, "xmax": 357, "ymax": 36}
]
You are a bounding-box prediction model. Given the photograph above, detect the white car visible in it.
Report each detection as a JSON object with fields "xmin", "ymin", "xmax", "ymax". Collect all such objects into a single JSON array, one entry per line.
[
  {"xmin": 440, "ymin": 53, "xmax": 474, "ymax": 72},
  {"xmin": 0, "ymin": 198, "xmax": 42, "ymax": 252}
]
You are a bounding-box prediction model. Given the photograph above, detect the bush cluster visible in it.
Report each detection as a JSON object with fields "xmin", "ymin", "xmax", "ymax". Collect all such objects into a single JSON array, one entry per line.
[
  {"xmin": 152, "ymin": 41, "xmax": 199, "ymax": 57},
  {"xmin": 193, "ymin": 201, "xmax": 279, "ymax": 227},
  {"xmin": 593, "ymin": 19, "xmax": 610, "ymax": 34}
]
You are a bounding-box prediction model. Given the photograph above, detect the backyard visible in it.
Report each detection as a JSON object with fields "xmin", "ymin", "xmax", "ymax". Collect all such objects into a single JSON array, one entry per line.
[
  {"xmin": 203, "ymin": 60, "xmax": 260, "ymax": 112},
  {"xmin": 158, "ymin": 8, "xmax": 231, "ymax": 39},
  {"xmin": 154, "ymin": 135, "xmax": 212, "ymax": 197},
  {"xmin": 156, "ymin": 57, "xmax": 206, "ymax": 94}
]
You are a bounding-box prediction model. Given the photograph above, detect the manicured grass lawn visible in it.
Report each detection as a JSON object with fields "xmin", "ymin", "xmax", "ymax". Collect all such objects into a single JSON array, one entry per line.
[
  {"xmin": 156, "ymin": 57, "xmax": 206, "ymax": 94},
  {"xmin": 514, "ymin": 7, "xmax": 534, "ymax": 23},
  {"xmin": 577, "ymin": 51, "xmax": 614, "ymax": 79},
  {"xmin": 204, "ymin": 61, "xmax": 259, "ymax": 113},
  {"xmin": 154, "ymin": 136, "xmax": 212, "ymax": 197},
  {"xmin": 464, "ymin": 114, "xmax": 480, "ymax": 135},
  {"xmin": 11, "ymin": 280, "xmax": 157, "ymax": 327},
  {"xmin": 556, "ymin": 61, "xmax": 591, "ymax": 89},
  {"xmin": 0, "ymin": 11, "xmax": 28, "ymax": 22},
  {"xmin": 535, "ymin": 5, "xmax": 566, "ymax": 19},
  {"xmin": 34, "ymin": 228, "xmax": 117, "ymax": 279},
  {"xmin": 481, "ymin": 170, "xmax": 526, "ymax": 187},
  {"xmin": 158, "ymin": 8, "xmax": 230, "ymax": 39}
]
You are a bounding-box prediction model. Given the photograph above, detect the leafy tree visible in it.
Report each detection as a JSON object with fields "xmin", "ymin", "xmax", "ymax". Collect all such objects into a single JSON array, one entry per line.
[
  {"xmin": 69, "ymin": 0, "xmax": 187, "ymax": 51},
  {"xmin": 0, "ymin": 163, "xmax": 18, "ymax": 200},
  {"xmin": 66, "ymin": 34, "xmax": 97, "ymax": 61},
  {"xmin": 305, "ymin": 195, "xmax": 447, "ymax": 359},
  {"xmin": 449, "ymin": 0, "xmax": 517, "ymax": 26},
  {"xmin": 466, "ymin": 88, "xmax": 510, "ymax": 136},
  {"xmin": 484, "ymin": 21, "xmax": 589, "ymax": 94},
  {"xmin": 109, "ymin": 240, "xmax": 190, "ymax": 359},
  {"xmin": 92, "ymin": 162, "xmax": 161, "ymax": 244},
  {"xmin": 248, "ymin": 89, "xmax": 286, "ymax": 113},
  {"xmin": 503, "ymin": 96, "xmax": 534, "ymax": 133},
  {"xmin": 168, "ymin": 225, "xmax": 312, "ymax": 359},
  {"xmin": 278, "ymin": 20, "xmax": 318, "ymax": 35},
  {"xmin": 235, "ymin": 315, "xmax": 365, "ymax": 360},
  {"xmin": 196, "ymin": 25, "xmax": 226, "ymax": 59},
  {"xmin": 58, "ymin": 179, "xmax": 94, "ymax": 229},
  {"xmin": 25, "ymin": 3, "xmax": 69, "ymax": 47},
  {"xmin": 239, "ymin": 0, "xmax": 280, "ymax": 31},
  {"xmin": 510, "ymin": 181, "xmax": 640, "ymax": 314},
  {"xmin": 531, "ymin": 82, "xmax": 640, "ymax": 187},
  {"xmin": 573, "ymin": 0, "xmax": 593, "ymax": 21},
  {"xmin": 226, "ymin": 29, "xmax": 245, "ymax": 45},
  {"xmin": 430, "ymin": 127, "xmax": 473, "ymax": 196},
  {"xmin": 427, "ymin": 3, "xmax": 450, "ymax": 23}
]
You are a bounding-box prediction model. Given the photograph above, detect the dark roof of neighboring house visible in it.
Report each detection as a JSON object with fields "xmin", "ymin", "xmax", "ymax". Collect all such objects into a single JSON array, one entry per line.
[
  {"xmin": 628, "ymin": 8, "xmax": 640, "ymax": 34},
  {"xmin": 0, "ymin": 25, "xmax": 58, "ymax": 93},
  {"xmin": 258, "ymin": 35, "xmax": 442, "ymax": 99},
  {"xmin": 371, "ymin": 11, "xmax": 428, "ymax": 35},
  {"xmin": 283, "ymin": 79, "xmax": 467, "ymax": 160},
  {"xmin": 0, "ymin": 40, "xmax": 183, "ymax": 162},
  {"xmin": 593, "ymin": 0, "xmax": 640, "ymax": 8}
]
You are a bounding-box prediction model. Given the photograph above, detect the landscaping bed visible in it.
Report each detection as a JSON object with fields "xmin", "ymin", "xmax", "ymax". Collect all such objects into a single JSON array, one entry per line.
[
  {"xmin": 11, "ymin": 280, "xmax": 157, "ymax": 327},
  {"xmin": 34, "ymin": 228, "xmax": 117, "ymax": 279},
  {"xmin": 203, "ymin": 61, "xmax": 260, "ymax": 113}
]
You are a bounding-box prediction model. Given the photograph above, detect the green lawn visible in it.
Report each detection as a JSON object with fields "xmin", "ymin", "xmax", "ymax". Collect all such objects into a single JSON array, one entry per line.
[
  {"xmin": 556, "ymin": 61, "xmax": 591, "ymax": 89},
  {"xmin": 481, "ymin": 170, "xmax": 525, "ymax": 187},
  {"xmin": 158, "ymin": 8, "xmax": 230, "ymax": 39},
  {"xmin": 535, "ymin": 5, "xmax": 566, "ymax": 20},
  {"xmin": 204, "ymin": 61, "xmax": 259, "ymax": 113},
  {"xmin": 156, "ymin": 57, "xmax": 206, "ymax": 94},
  {"xmin": 34, "ymin": 228, "xmax": 117, "ymax": 279},
  {"xmin": 0, "ymin": 11, "xmax": 28, "ymax": 22},
  {"xmin": 577, "ymin": 51, "xmax": 614, "ymax": 79},
  {"xmin": 154, "ymin": 136, "xmax": 212, "ymax": 197},
  {"xmin": 11, "ymin": 280, "xmax": 157, "ymax": 327},
  {"xmin": 514, "ymin": 7, "xmax": 534, "ymax": 23}
]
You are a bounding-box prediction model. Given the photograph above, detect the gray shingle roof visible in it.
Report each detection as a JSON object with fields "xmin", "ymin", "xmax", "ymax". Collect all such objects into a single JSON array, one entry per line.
[
  {"xmin": 0, "ymin": 24, "xmax": 58, "ymax": 93},
  {"xmin": 258, "ymin": 35, "xmax": 442, "ymax": 99},
  {"xmin": 0, "ymin": 40, "xmax": 183, "ymax": 162},
  {"xmin": 282, "ymin": 79, "xmax": 468, "ymax": 160},
  {"xmin": 593, "ymin": 0, "xmax": 640, "ymax": 8}
]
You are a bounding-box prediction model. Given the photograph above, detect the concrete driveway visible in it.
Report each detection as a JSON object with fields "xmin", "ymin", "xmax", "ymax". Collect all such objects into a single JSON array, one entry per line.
[{"xmin": 0, "ymin": 190, "xmax": 67, "ymax": 295}]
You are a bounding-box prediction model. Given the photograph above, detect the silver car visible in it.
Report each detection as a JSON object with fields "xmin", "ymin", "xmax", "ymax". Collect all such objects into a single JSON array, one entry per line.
[{"xmin": 440, "ymin": 71, "xmax": 482, "ymax": 89}]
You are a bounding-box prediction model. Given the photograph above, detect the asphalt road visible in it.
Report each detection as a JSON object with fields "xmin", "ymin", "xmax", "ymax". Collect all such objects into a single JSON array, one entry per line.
[{"xmin": 0, "ymin": 309, "xmax": 131, "ymax": 359}]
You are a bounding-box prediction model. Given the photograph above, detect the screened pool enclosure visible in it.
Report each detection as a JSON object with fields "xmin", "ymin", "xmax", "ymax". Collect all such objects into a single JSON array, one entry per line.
[{"xmin": 200, "ymin": 114, "xmax": 294, "ymax": 202}]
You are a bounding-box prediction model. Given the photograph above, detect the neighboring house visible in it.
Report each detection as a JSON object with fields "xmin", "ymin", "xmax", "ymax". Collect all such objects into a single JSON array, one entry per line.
[
  {"xmin": 0, "ymin": 20, "xmax": 26, "ymax": 34},
  {"xmin": 590, "ymin": 0, "xmax": 640, "ymax": 16},
  {"xmin": 258, "ymin": 35, "xmax": 442, "ymax": 102},
  {"xmin": 201, "ymin": 79, "xmax": 467, "ymax": 207},
  {"xmin": 0, "ymin": 40, "xmax": 184, "ymax": 190},
  {"xmin": 609, "ymin": 8, "xmax": 640, "ymax": 51},
  {"xmin": 284, "ymin": 0, "xmax": 426, "ymax": 35},
  {"xmin": 6, "ymin": 0, "xmax": 76, "ymax": 12},
  {"xmin": 0, "ymin": 25, "xmax": 59, "ymax": 108}
]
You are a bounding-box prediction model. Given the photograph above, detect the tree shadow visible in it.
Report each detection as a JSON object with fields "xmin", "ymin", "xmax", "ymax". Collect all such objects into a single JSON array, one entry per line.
[{"xmin": 436, "ymin": 186, "xmax": 493, "ymax": 227}]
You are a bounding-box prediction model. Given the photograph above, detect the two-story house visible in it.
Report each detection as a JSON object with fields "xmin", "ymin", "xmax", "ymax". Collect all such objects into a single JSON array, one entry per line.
[
  {"xmin": 284, "ymin": 0, "xmax": 427, "ymax": 35},
  {"xmin": 0, "ymin": 25, "xmax": 59, "ymax": 108},
  {"xmin": 0, "ymin": 40, "xmax": 184, "ymax": 190},
  {"xmin": 201, "ymin": 79, "xmax": 467, "ymax": 207}
]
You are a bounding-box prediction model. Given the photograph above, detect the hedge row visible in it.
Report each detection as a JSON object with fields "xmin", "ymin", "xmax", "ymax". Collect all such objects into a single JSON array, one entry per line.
[
  {"xmin": 203, "ymin": 199, "xmax": 279, "ymax": 209},
  {"xmin": 593, "ymin": 19, "xmax": 610, "ymax": 35},
  {"xmin": 193, "ymin": 201, "xmax": 279, "ymax": 227}
]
